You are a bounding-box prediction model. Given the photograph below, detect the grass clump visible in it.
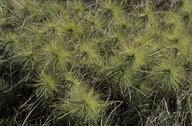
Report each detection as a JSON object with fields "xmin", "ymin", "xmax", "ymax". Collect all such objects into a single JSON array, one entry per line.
[
  {"xmin": 151, "ymin": 59, "xmax": 183, "ymax": 93},
  {"xmin": 55, "ymin": 84, "xmax": 105, "ymax": 125},
  {"xmin": 33, "ymin": 74, "xmax": 59, "ymax": 99},
  {"xmin": 40, "ymin": 40, "xmax": 70, "ymax": 72},
  {"xmin": 101, "ymin": 0, "xmax": 124, "ymax": 20}
]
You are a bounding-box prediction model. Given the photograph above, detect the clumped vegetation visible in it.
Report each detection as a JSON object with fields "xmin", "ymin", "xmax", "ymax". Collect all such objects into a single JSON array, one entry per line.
[{"xmin": 0, "ymin": 0, "xmax": 192, "ymax": 125}]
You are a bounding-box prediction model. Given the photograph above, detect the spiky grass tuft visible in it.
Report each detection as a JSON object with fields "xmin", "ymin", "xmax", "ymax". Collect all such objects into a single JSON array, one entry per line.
[
  {"xmin": 13, "ymin": 0, "xmax": 38, "ymax": 18},
  {"xmin": 164, "ymin": 11, "xmax": 184, "ymax": 32},
  {"xmin": 33, "ymin": 74, "xmax": 59, "ymax": 99},
  {"xmin": 114, "ymin": 16, "xmax": 132, "ymax": 33},
  {"xmin": 63, "ymin": 20, "xmax": 82, "ymax": 39},
  {"xmin": 74, "ymin": 42, "xmax": 100, "ymax": 70},
  {"xmin": 151, "ymin": 59, "xmax": 184, "ymax": 93},
  {"xmin": 43, "ymin": 19, "xmax": 64, "ymax": 40},
  {"xmin": 165, "ymin": 29, "xmax": 191, "ymax": 57},
  {"xmin": 15, "ymin": 44, "xmax": 38, "ymax": 70},
  {"xmin": 106, "ymin": 56, "xmax": 133, "ymax": 90},
  {"xmin": 139, "ymin": 4, "xmax": 158, "ymax": 28},
  {"xmin": 1, "ymin": 32, "xmax": 20, "ymax": 53},
  {"xmin": 86, "ymin": 14, "xmax": 103, "ymax": 34},
  {"xmin": 101, "ymin": 0, "xmax": 123, "ymax": 20},
  {"xmin": 120, "ymin": 45, "xmax": 148, "ymax": 70},
  {"xmin": 40, "ymin": 40, "xmax": 70, "ymax": 72},
  {"xmin": 56, "ymin": 84, "xmax": 105, "ymax": 124}
]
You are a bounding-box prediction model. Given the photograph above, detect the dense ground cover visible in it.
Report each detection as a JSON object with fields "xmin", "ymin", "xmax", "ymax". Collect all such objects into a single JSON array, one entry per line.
[{"xmin": 0, "ymin": 0, "xmax": 192, "ymax": 125}]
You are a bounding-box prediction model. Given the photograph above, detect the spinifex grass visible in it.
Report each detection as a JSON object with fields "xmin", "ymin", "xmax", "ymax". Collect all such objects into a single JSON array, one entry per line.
[
  {"xmin": 32, "ymin": 74, "xmax": 59, "ymax": 99},
  {"xmin": 55, "ymin": 84, "xmax": 105, "ymax": 124},
  {"xmin": 40, "ymin": 40, "xmax": 71, "ymax": 72},
  {"xmin": 0, "ymin": 0, "xmax": 192, "ymax": 126},
  {"xmin": 151, "ymin": 59, "xmax": 184, "ymax": 94}
]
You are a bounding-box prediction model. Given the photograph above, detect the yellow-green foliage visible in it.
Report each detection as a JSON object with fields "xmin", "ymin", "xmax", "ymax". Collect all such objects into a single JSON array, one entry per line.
[
  {"xmin": 33, "ymin": 74, "xmax": 59, "ymax": 99},
  {"xmin": 56, "ymin": 84, "xmax": 104, "ymax": 123},
  {"xmin": 0, "ymin": 0, "xmax": 192, "ymax": 126}
]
